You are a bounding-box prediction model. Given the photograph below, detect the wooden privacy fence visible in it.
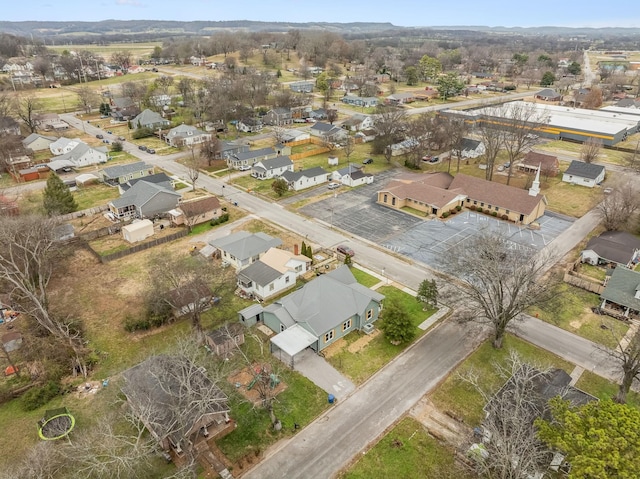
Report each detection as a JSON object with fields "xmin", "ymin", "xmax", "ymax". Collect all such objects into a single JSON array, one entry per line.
[
  {"xmin": 290, "ymin": 147, "xmax": 330, "ymax": 161},
  {"xmin": 92, "ymin": 229, "xmax": 189, "ymax": 263},
  {"xmin": 563, "ymin": 262, "xmax": 605, "ymax": 294}
]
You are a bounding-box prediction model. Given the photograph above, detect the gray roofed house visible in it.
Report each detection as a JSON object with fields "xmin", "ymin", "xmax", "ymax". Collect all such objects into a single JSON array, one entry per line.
[
  {"xmin": 120, "ymin": 172, "xmax": 173, "ymax": 193},
  {"xmin": 131, "ymin": 108, "xmax": 170, "ymax": 130},
  {"xmin": 100, "ymin": 161, "xmax": 154, "ymax": 185},
  {"xmin": 165, "ymin": 124, "xmax": 211, "ymax": 147},
  {"xmin": 238, "ymin": 261, "xmax": 283, "ymax": 288},
  {"xmin": 535, "ymin": 88, "xmax": 563, "ymax": 101},
  {"xmin": 452, "ymin": 138, "xmax": 486, "ymax": 159},
  {"xmin": 121, "ymin": 355, "xmax": 231, "ymax": 455},
  {"xmin": 262, "ymin": 265, "xmax": 385, "ymax": 354},
  {"xmin": 22, "ymin": 133, "xmax": 56, "ymax": 151},
  {"xmin": 281, "ymin": 166, "xmax": 328, "ymax": 191},
  {"xmin": 562, "ymin": 160, "xmax": 605, "ymax": 187},
  {"xmin": 228, "ymin": 147, "xmax": 277, "ymax": 169},
  {"xmin": 600, "ymin": 267, "xmax": 640, "ymax": 319},
  {"xmin": 263, "ymin": 107, "xmax": 293, "ymax": 126},
  {"xmin": 51, "ymin": 142, "xmax": 108, "ymax": 168},
  {"xmin": 251, "ymin": 155, "xmax": 294, "ymax": 180},
  {"xmin": 582, "ymin": 231, "xmax": 640, "ymax": 267},
  {"xmin": 309, "ymin": 122, "xmax": 348, "ymax": 142},
  {"xmin": 109, "ymin": 180, "xmax": 181, "ymax": 219},
  {"xmin": 209, "ymin": 231, "xmax": 282, "ymax": 270}
]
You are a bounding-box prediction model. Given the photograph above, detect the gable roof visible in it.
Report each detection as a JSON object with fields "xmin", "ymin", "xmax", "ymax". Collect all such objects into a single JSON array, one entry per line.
[
  {"xmin": 282, "ymin": 167, "xmax": 328, "ymax": 183},
  {"xmin": 459, "ymin": 138, "xmax": 482, "ymax": 151},
  {"xmin": 536, "ymin": 88, "xmax": 561, "ymax": 98},
  {"xmin": 259, "ymin": 247, "xmax": 310, "ymax": 274},
  {"xmin": 23, "ymin": 133, "xmax": 56, "ymax": 146},
  {"xmin": 585, "ymin": 231, "xmax": 640, "ymax": 265},
  {"xmin": 123, "ymin": 172, "xmax": 172, "ymax": 191},
  {"xmin": 267, "ymin": 265, "xmax": 384, "ymax": 336},
  {"xmin": 111, "ymin": 180, "xmax": 180, "ymax": 209},
  {"xmin": 133, "ymin": 109, "xmax": 168, "ymax": 127},
  {"xmin": 179, "ymin": 196, "xmax": 221, "ymax": 218},
  {"xmin": 167, "ymin": 124, "xmax": 207, "ymax": 138},
  {"xmin": 102, "ymin": 161, "xmax": 152, "ymax": 179},
  {"xmin": 209, "ymin": 231, "xmax": 282, "ymax": 261},
  {"xmin": 232, "ymin": 147, "xmax": 275, "ymax": 161},
  {"xmin": 522, "ymin": 151, "xmax": 559, "ymax": 169},
  {"xmin": 564, "ymin": 160, "xmax": 605, "ymax": 180},
  {"xmin": 310, "ymin": 122, "xmax": 338, "ymax": 133},
  {"xmin": 383, "ymin": 178, "xmax": 462, "ymax": 209},
  {"xmin": 207, "ymin": 323, "xmax": 244, "ymax": 346},
  {"xmin": 260, "ymin": 155, "xmax": 293, "ymax": 169},
  {"xmin": 601, "ymin": 267, "xmax": 640, "ymax": 311},
  {"xmin": 238, "ymin": 261, "xmax": 283, "ymax": 287},
  {"xmin": 336, "ymin": 164, "xmax": 363, "ymax": 176}
]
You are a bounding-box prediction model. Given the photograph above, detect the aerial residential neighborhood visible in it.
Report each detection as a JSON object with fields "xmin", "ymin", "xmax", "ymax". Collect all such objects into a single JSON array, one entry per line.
[{"xmin": 1, "ymin": 6, "xmax": 640, "ymax": 479}]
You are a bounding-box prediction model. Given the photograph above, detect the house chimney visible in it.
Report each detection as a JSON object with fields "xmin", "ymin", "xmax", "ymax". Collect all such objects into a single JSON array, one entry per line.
[{"xmin": 294, "ymin": 244, "xmax": 299, "ymax": 255}]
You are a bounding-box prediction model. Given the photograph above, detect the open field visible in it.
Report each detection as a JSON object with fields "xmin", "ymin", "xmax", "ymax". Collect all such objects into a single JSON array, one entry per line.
[{"xmin": 47, "ymin": 42, "xmax": 162, "ymax": 60}]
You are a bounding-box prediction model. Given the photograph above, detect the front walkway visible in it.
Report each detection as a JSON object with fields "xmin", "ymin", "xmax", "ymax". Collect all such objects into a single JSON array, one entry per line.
[{"xmin": 288, "ymin": 348, "xmax": 355, "ymax": 400}]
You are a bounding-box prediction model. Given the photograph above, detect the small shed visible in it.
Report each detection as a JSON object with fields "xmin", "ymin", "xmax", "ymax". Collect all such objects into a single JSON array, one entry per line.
[
  {"xmin": 328, "ymin": 156, "xmax": 339, "ymax": 166},
  {"xmin": 206, "ymin": 323, "xmax": 245, "ymax": 357},
  {"xmin": 122, "ymin": 219, "xmax": 154, "ymax": 243}
]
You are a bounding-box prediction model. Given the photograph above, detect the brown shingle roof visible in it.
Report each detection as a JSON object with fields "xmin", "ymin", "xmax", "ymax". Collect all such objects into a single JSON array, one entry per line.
[
  {"xmin": 383, "ymin": 177, "xmax": 462, "ymax": 209},
  {"xmin": 179, "ymin": 196, "xmax": 220, "ymax": 218},
  {"xmin": 448, "ymin": 174, "xmax": 544, "ymax": 215},
  {"xmin": 521, "ymin": 151, "xmax": 559, "ymax": 171}
]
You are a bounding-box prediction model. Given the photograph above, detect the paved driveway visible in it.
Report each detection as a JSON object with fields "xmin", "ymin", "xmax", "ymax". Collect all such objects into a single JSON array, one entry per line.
[
  {"xmin": 300, "ymin": 173, "xmax": 574, "ymax": 271},
  {"xmin": 289, "ymin": 349, "xmax": 355, "ymax": 400}
]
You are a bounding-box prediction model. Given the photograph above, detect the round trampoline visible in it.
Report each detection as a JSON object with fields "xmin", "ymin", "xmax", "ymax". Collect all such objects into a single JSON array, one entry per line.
[{"xmin": 38, "ymin": 407, "xmax": 76, "ymax": 441}]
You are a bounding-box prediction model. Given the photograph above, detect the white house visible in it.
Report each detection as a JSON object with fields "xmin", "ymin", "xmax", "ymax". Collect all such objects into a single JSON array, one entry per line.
[
  {"xmin": 251, "ymin": 156, "xmax": 294, "ymax": 180},
  {"xmin": 50, "ymin": 137, "xmax": 82, "ymax": 156},
  {"xmin": 209, "ymin": 231, "xmax": 283, "ymax": 271},
  {"xmin": 452, "ymin": 138, "xmax": 486, "ymax": 159},
  {"xmin": 332, "ymin": 164, "xmax": 373, "ymax": 187},
  {"xmin": 562, "ymin": 160, "xmax": 605, "ymax": 188},
  {"xmin": 341, "ymin": 114, "xmax": 375, "ymax": 132},
  {"xmin": 281, "ymin": 167, "xmax": 329, "ymax": 191},
  {"xmin": 50, "ymin": 142, "xmax": 108, "ymax": 168},
  {"xmin": 236, "ymin": 247, "xmax": 311, "ymax": 301},
  {"xmin": 165, "ymin": 124, "xmax": 211, "ymax": 147}
]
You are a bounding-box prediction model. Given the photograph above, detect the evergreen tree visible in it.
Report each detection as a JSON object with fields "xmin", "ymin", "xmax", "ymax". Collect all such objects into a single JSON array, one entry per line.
[
  {"xmin": 43, "ymin": 173, "xmax": 78, "ymax": 216},
  {"xmin": 417, "ymin": 279, "xmax": 438, "ymax": 309},
  {"xmin": 380, "ymin": 297, "xmax": 415, "ymax": 344}
]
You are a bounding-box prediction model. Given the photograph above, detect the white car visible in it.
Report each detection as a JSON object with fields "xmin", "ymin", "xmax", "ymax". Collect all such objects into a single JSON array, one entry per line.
[
  {"xmin": 238, "ymin": 165, "xmax": 251, "ymax": 171},
  {"xmin": 327, "ymin": 182, "xmax": 340, "ymax": 190}
]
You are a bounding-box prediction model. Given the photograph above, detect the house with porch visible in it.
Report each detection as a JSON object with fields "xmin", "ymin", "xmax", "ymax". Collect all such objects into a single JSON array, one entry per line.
[
  {"xmin": 251, "ymin": 156, "xmax": 294, "ymax": 180},
  {"xmin": 452, "ymin": 138, "xmax": 486, "ymax": 159},
  {"xmin": 217, "ymin": 140, "xmax": 249, "ymax": 160},
  {"xmin": 236, "ymin": 118, "xmax": 263, "ymax": 133},
  {"xmin": 108, "ymin": 180, "xmax": 180, "ymax": 219},
  {"xmin": 600, "ymin": 267, "xmax": 640, "ymax": 319},
  {"xmin": 261, "ymin": 266, "xmax": 384, "ymax": 362},
  {"xmin": 165, "ymin": 124, "xmax": 211, "ymax": 147},
  {"xmin": 386, "ymin": 92, "xmax": 416, "ymax": 105},
  {"xmin": 209, "ymin": 231, "xmax": 282, "ymax": 271},
  {"xmin": 237, "ymin": 247, "xmax": 311, "ymax": 301},
  {"xmin": 309, "ymin": 122, "xmax": 348, "ymax": 143},
  {"xmin": 131, "ymin": 109, "xmax": 170, "ymax": 130},
  {"xmin": 331, "ymin": 164, "xmax": 373, "ymax": 187},
  {"xmin": 377, "ymin": 171, "xmax": 547, "ymax": 224},
  {"xmin": 562, "ymin": 160, "xmax": 605, "ymax": 188},
  {"xmin": 227, "ymin": 147, "xmax": 281, "ymax": 170},
  {"xmin": 342, "ymin": 114, "xmax": 375, "ymax": 132},
  {"xmin": 121, "ymin": 355, "xmax": 231, "ymax": 457},
  {"xmin": 50, "ymin": 137, "xmax": 82, "ymax": 156},
  {"xmin": 100, "ymin": 161, "xmax": 154, "ymax": 186},
  {"xmin": 51, "ymin": 142, "xmax": 108, "ymax": 168},
  {"xmin": 341, "ymin": 96, "xmax": 378, "ymax": 108},
  {"xmin": 110, "ymin": 96, "xmax": 140, "ymax": 121},
  {"xmin": 281, "ymin": 167, "xmax": 329, "ymax": 191},
  {"xmin": 168, "ymin": 196, "xmax": 222, "ymax": 228},
  {"xmin": 519, "ymin": 151, "xmax": 560, "ymax": 176},
  {"xmin": 581, "ymin": 231, "xmax": 640, "ymax": 267}
]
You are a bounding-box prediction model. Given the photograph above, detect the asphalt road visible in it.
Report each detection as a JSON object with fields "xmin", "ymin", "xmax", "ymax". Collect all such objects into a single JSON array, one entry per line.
[{"xmin": 243, "ymin": 319, "xmax": 489, "ymax": 479}]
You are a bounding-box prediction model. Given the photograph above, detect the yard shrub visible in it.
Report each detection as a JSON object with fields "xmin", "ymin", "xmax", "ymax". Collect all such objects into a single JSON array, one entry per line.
[
  {"xmin": 449, "ymin": 209, "xmax": 456, "ymax": 215},
  {"xmin": 21, "ymin": 380, "xmax": 61, "ymax": 411},
  {"xmin": 476, "ymin": 207, "xmax": 483, "ymax": 213},
  {"xmin": 492, "ymin": 211, "xmax": 498, "ymax": 217},
  {"xmin": 123, "ymin": 316, "xmax": 151, "ymax": 332},
  {"xmin": 131, "ymin": 127, "xmax": 154, "ymax": 139},
  {"xmin": 469, "ymin": 205, "xmax": 476, "ymax": 211},
  {"xmin": 442, "ymin": 212, "xmax": 450, "ymax": 218},
  {"xmin": 501, "ymin": 214, "xmax": 509, "ymax": 220},
  {"xmin": 210, "ymin": 213, "xmax": 230, "ymax": 226},
  {"xmin": 456, "ymin": 205, "xmax": 462, "ymax": 211}
]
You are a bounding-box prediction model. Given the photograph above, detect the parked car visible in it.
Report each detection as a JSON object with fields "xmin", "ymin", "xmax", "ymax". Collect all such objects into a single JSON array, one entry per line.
[
  {"xmin": 147, "ymin": 148, "xmax": 156, "ymax": 154},
  {"xmin": 327, "ymin": 182, "xmax": 340, "ymax": 190},
  {"xmin": 96, "ymin": 134, "xmax": 104, "ymax": 139},
  {"xmin": 107, "ymin": 130, "xmax": 113, "ymax": 134},
  {"xmin": 238, "ymin": 165, "xmax": 251, "ymax": 171},
  {"xmin": 118, "ymin": 136, "xmax": 126, "ymax": 141},
  {"xmin": 138, "ymin": 145, "xmax": 147, "ymax": 151},
  {"xmin": 336, "ymin": 245, "xmax": 355, "ymax": 257},
  {"xmin": 504, "ymin": 162, "xmax": 511, "ymax": 168},
  {"xmin": 363, "ymin": 158, "xmax": 373, "ymax": 164},
  {"xmin": 102, "ymin": 139, "xmax": 110, "ymax": 144}
]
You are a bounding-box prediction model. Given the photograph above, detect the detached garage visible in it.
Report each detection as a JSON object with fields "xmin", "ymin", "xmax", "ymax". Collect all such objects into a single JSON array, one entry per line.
[{"xmin": 122, "ymin": 219, "xmax": 154, "ymax": 243}]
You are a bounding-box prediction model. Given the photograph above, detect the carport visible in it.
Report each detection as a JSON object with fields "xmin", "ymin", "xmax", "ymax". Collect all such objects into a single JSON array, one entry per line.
[{"xmin": 270, "ymin": 324, "xmax": 318, "ymax": 368}]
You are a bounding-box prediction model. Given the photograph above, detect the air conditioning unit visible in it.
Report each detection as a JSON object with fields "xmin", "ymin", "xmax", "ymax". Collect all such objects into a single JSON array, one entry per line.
[{"xmin": 363, "ymin": 323, "xmax": 374, "ymax": 335}]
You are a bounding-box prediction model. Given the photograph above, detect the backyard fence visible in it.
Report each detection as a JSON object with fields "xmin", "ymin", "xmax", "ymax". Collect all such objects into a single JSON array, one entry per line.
[
  {"xmin": 92, "ymin": 229, "xmax": 189, "ymax": 263},
  {"xmin": 563, "ymin": 261, "xmax": 605, "ymax": 294}
]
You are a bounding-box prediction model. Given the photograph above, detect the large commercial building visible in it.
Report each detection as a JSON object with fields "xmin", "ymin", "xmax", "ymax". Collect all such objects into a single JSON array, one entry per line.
[{"xmin": 443, "ymin": 100, "xmax": 640, "ymax": 146}]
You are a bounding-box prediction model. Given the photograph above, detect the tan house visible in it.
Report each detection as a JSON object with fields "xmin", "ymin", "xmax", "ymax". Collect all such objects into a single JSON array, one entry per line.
[
  {"xmin": 169, "ymin": 196, "xmax": 221, "ymax": 227},
  {"xmin": 519, "ymin": 151, "xmax": 560, "ymax": 176},
  {"xmin": 377, "ymin": 171, "xmax": 547, "ymax": 225}
]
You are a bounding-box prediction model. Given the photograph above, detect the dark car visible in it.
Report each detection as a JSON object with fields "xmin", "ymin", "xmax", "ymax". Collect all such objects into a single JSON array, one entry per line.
[
  {"xmin": 96, "ymin": 134, "xmax": 104, "ymax": 139},
  {"xmin": 363, "ymin": 158, "xmax": 373, "ymax": 165},
  {"xmin": 138, "ymin": 145, "xmax": 148, "ymax": 151},
  {"xmin": 337, "ymin": 245, "xmax": 355, "ymax": 257},
  {"xmin": 147, "ymin": 148, "xmax": 156, "ymax": 154},
  {"xmin": 118, "ymin": 136, "xmax": 126, "ymax": 141}
]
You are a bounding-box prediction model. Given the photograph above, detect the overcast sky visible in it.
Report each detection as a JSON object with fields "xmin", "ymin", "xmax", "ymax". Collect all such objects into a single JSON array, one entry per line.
[{"xmin": 4, "ymin": 0, "xmax": 639, "ymax": 28}]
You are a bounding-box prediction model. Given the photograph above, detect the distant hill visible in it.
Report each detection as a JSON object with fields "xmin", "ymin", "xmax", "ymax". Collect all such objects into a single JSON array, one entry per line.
[{"xmin": 0, "ymin": 20, "xmax": 639, "ymax": 41}]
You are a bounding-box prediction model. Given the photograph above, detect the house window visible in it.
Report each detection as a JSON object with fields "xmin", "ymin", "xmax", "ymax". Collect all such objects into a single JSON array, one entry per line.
[
  {"xmin": 295, "ymin": 265, "xmax": 302, "ymax": 272},
  {"xmin": 342, "ymin": 319, "xmax": 352, "ymax": 331},
  {"xmin": 270, "ymin": 284, "xmax": 275, "ymax": 291},
  {"xmin": 480, "ymin": 202, "xmax": 484, "ymax": 207},
  {"xmin": 473, "ymin": 200, "xmax": 477, "ymax": 205},
  {"xmin": 506, "ymin": 210, "xmax": 510, "ymax": 214},
  {"xmin": 324, "ymin": 330, "xmax": 334, "ymax": 342},
  {"xmin": 466, "ymin": 198, "xmax": 470, "ymax": 203},
  {"xmin": 392, "ymin": 197, "xmax": 396, "ymax": 206},
  {"xmin": 367, "ymin": 309, "xmax": 373, "ymax": 320},
  {"xmin": 495, "ymin": 206, "xmax": 499, "ymax": 211},
  {"xmin": 280, "ymin": 324, "xmax": 286, "ymax": 332},
  {"xmin": 285, "ymin": 276, "xmax": 290, "ymax": 284}
]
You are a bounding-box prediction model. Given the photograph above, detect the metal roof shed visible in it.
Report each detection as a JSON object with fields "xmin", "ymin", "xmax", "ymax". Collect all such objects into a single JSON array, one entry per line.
[{"xmin": 270, "ymin": 324, "xmax": 318, "ymax": 367}]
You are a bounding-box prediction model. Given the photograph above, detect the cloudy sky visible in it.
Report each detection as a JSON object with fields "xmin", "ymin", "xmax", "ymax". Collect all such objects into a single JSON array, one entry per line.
[{"xmin": 4, "ymin": 0, "xmax": 639, "ymax": 27}]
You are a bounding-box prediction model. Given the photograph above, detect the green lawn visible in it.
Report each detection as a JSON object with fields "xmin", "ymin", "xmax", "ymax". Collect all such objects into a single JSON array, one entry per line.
[
  {"xmin": 578, "ymin": 263, "xmax": 607, "ymax": 281},
  {"xmin": 575, "ymin": 370, "xmax": 640, "ymax": 409},
  {"xmin": 431, "ymin": 335, "xmax": 574, "ymax": 426},
  {"xmin": 340, "ymin": 417, "xmax": 473, "ymax": 479},
  {"xmin": 350, "ymin": 267, "xmax": 381, "ymax": 288},
  {"xmin": 74, "ymin": 184, "xmax": 120, "ymax": 210},
  {"xmin": 326, "ymin": 286, "xmax": 436, "ymax": 385},
  {"xmin": 531, "ymin": 283, "xmax": 629, "ymax": 349}
]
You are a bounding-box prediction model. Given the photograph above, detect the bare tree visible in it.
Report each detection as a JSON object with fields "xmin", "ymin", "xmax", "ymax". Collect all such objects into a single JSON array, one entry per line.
[
  {"xmin": 596, "ymin": 179, "xmax": 640, "ymax": 231},
  {"xmin": 0, "ymin": 441, "xmax": 64, "ymax": 479},
  {"xmin": 13, "ymin": 95, "xmax": 41, "ymax": 133},
  {"xmin": 75, "ymin": 85, "xmax": 100, "ymax": 114},
  {"xmin": 271, "ymin": 126, "xmax": 288, "ymax": 146},
  {"xmin": 0, "ymin": 215, "xmax": 88, "ymax": 376},
  {"xmin": 461, "ymin": 352, "xmax": 555, "ymax": 479},
  {"xmin": 342, "ymin": 135, "xmax": 356, "ymax": 163},
  {"xmin": 476, "ymin": 106, "xmax": 505, "ymax": 181},
  {"xmin": 580, "ymin": 138, "xmax": 602, "ymax": 164},
  {"xmin": 185, "ymin": 146, "xmax": 204, "ymax": 191},
  {"xmin": 604, "ymin": 329, "xmax": 640, "ymax": 404},
  {"xmin": 448, "ymin": 231, "xmax": 558, "ymax": 349},
  {"xmin": 582, "ymin": 87, "xmax": 603, "ymax": 109},
  {"xmin": 200, "ymin": 136, "xmax": 221, "ymax": 166},
  {"xmin": 110, "ymin": 50, "xmax": 132, "ymax": 74},
  {"xmin": 373, "ymin": 105, "xmax": 407, "ymax": 163},
  {"xmin": 499, "ymin": 102, "xmax": 548, "ymax": 185}
]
